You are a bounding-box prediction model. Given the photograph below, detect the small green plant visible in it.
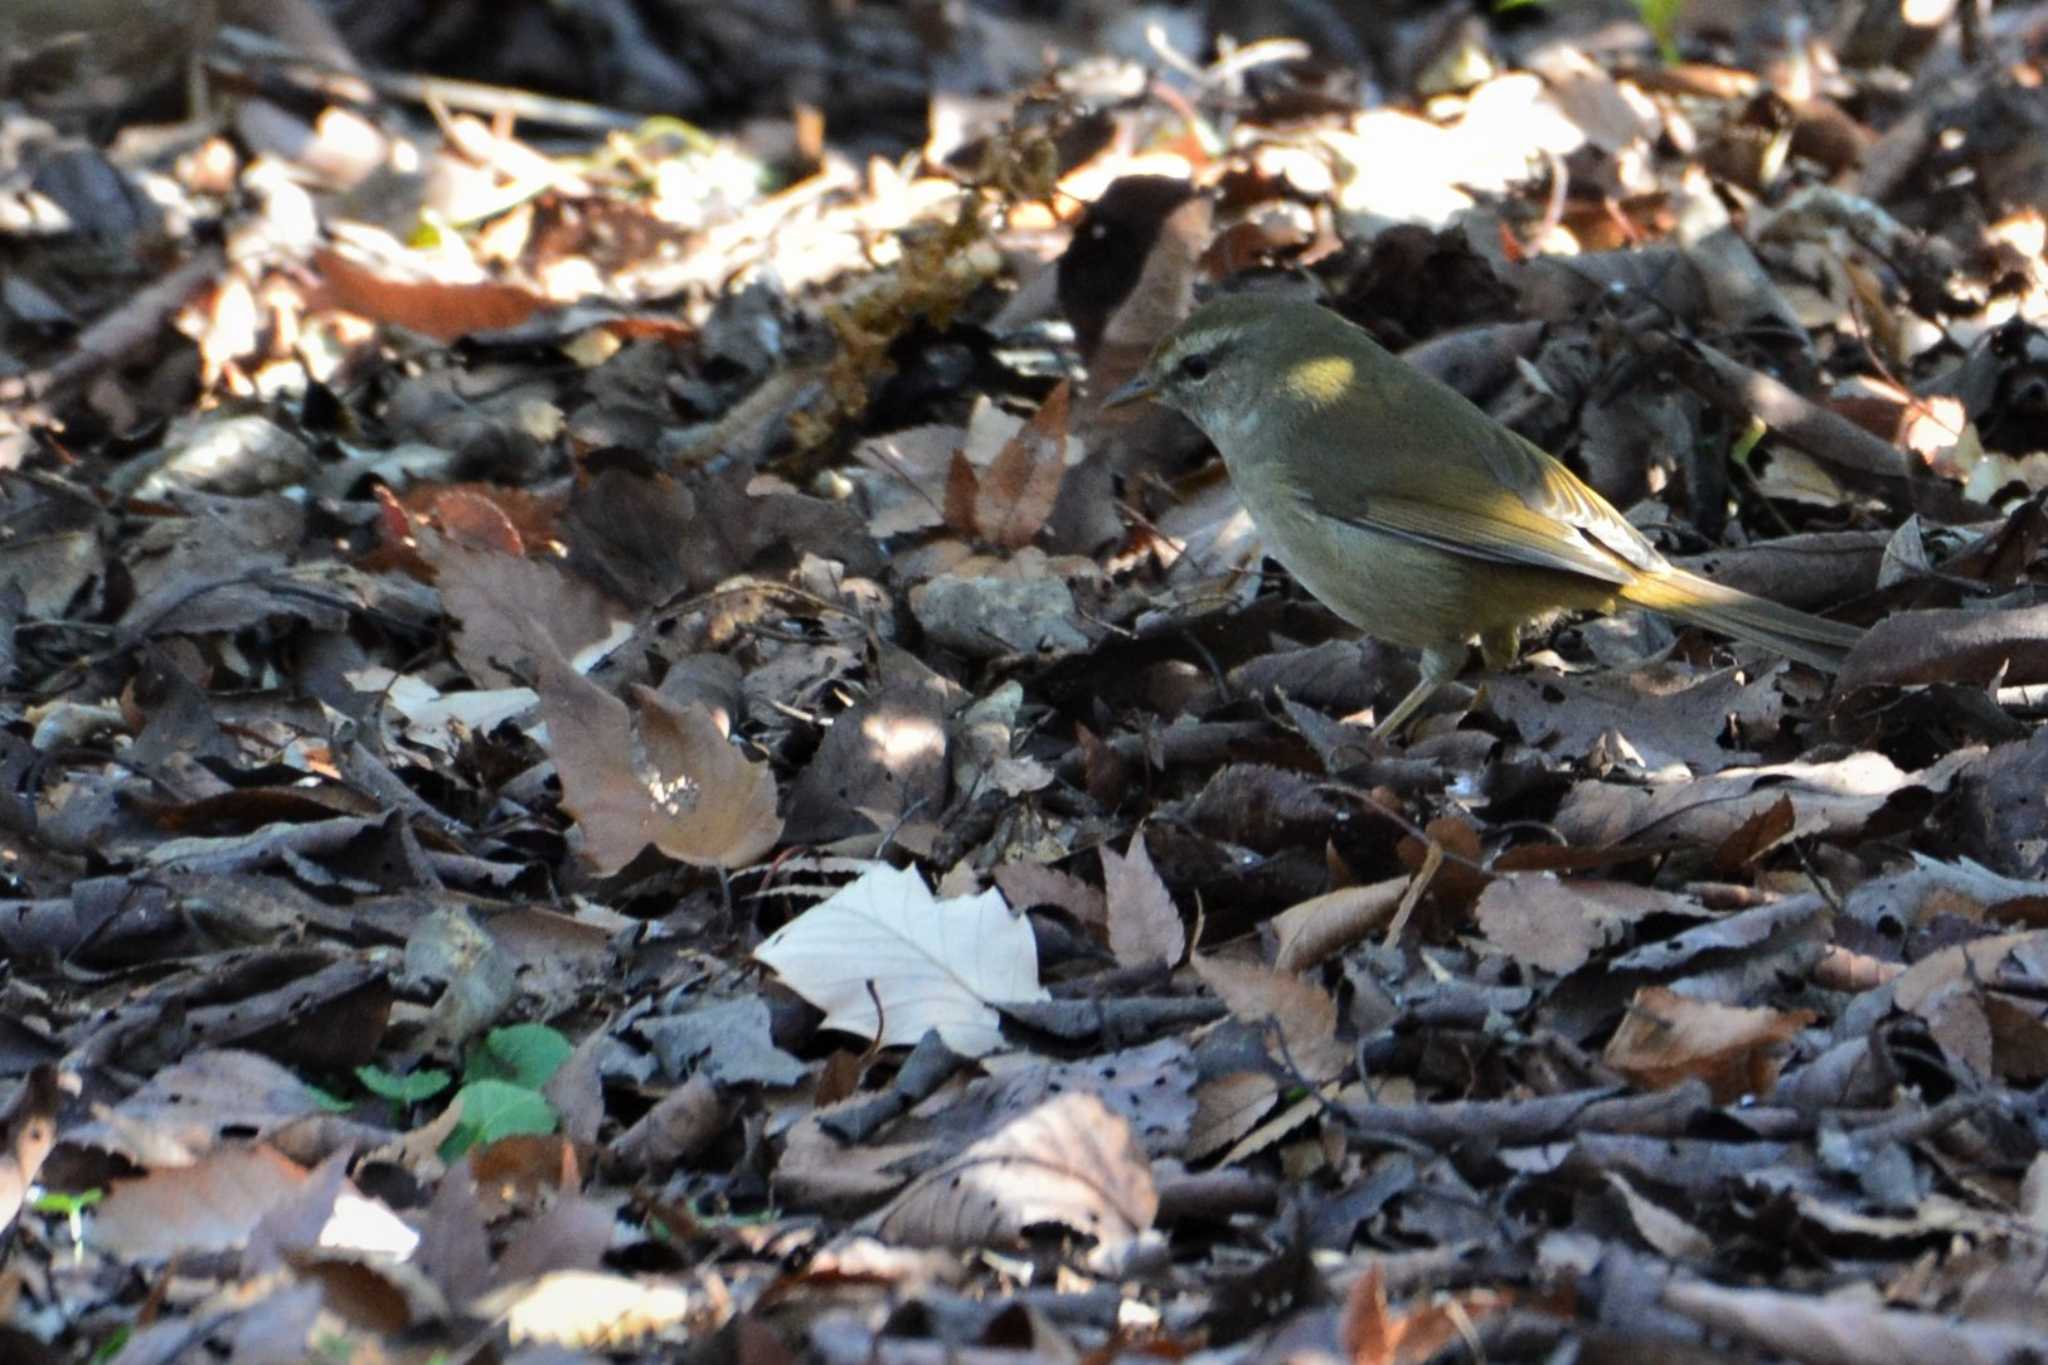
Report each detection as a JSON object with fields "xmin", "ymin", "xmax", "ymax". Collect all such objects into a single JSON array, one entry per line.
[
  {"xmin": 33, "ymin": 1188, "xmax": 103, "ymax": 1264},
  {"xmin": 310, "ymin": 1330, "xmax": 359, "ymax": 1363},
  {"xmin": 357, "ymin": 1065, "xmax": 453, "ymax": 1106},
  {"xmin": 441, "ymin": 1079, "xmax": 558, "ymax": 1158},
  {"xmin": 1494, "ymin": 0, "xmax": 1686, "ymax": 64},
  {"xmin": 302, "ymin": 1082, "xmax": 356, "ymax": 1114},
  {"xmin": 435, "ymin": 1023, "xmax": 574, "ymax": 1159},
  {"xmin": 90, "ymin": 1325, "xmax": 130, "ymax": 1365},
  {"xmin": 1637, "ymin": 0, "xmax": 1686, "ymax": 63},
  {"xmin": 1729, "ymin": 414, "xmax": 1770, "ymax": 471},
  {"xmin": 464, "ymin": 1023, "xmax": 573, "ymax": 1090}
]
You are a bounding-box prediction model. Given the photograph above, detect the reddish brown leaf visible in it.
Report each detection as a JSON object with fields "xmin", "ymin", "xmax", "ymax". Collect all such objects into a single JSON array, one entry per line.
[
  {"xmin": 426, "ymin": 489, "xmax": 527, "ymax": 554},
  {"xmin": 1340, "ymin": 1264, "xmax": 1397, "ymax": 1365},
  {"xmin": 312, "ymin": 248, "xmax": 543, "ymax": 343},
  {"xmin": 978, "ymin": 380, "xmax": 1070, "ymax": 550},
  {"xmin": 1711, "ymin": 794, "xmax": 1797, "ymax": 877},
  {"xmin": 944, "ymin": 449, "xmax": 981, "ymax": 538}
]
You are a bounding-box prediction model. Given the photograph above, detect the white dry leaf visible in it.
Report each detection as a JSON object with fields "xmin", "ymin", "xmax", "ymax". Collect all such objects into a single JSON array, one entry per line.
[
  {"xmin": 1752, "ymin": 445, "xmax": 1847, "ymax": 507},
  {"xmin": 472, "ymin": 1270, "xmax": 699, "ymax": 1348},
  {"xmin": 346, "ymin": 666, "xmax": 536, "ymax": 755},
  {"xmin": 1877, "ymin": 514, "xmax": 1930, "ymax": 591},
  {"xmin": 753, "ymin": 862, "xmax": 1048, "ymax": 1056}
]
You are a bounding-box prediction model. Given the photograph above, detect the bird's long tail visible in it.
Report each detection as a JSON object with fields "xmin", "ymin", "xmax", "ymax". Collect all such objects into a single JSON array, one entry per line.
[{"xmin": 1619, "ymin": 566, "xmax": 1864, "ymax": 671}]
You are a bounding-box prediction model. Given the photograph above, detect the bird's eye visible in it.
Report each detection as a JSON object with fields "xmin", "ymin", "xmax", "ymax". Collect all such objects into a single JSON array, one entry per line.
[{"xmin": 1178, "ymin": 353, "xmax": 1212, "ymax": 381}]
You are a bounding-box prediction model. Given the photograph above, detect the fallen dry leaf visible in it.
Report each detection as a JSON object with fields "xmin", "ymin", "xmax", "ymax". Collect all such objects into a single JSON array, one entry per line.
[
  {"xmin": 753, "ymin": 862, "xmax": 1048, "ymax": 1056},
  {"xmin": 312, "ymin": 246, "xmax": 544, "ymax": 343},
  {"xmin": 866, "ymin": 1090, "xmax": 1157, "ymax": 1254},
  {"xmin": 472, "ymin": 1270, "xmax": 706, "ymax": 1348},
  {"xmin": 12, "ymin": 7, "xmax": 2048, "ymax": 1360},
  {"xmin": 1101, "ymin": 830, "xmax": 1184, "ymax": 968},
  {"xmin": 1191, "ymin": 952, "xmax": 1350, "ymax": 1083},
  {"xmin": 94, "ymin": 1143, "xmax": 415, "ymax": 1261},
  {"xmin": 536, "ymin": 649, "xmax": 781, "ymax": 873},
  {"xmin": 1603, "ymin": 986, "xmax": 1815, "ymax": 1103},
  {"xmin": 1474, "ymin": 876, "xmax": 1685, "ymax": 975}
]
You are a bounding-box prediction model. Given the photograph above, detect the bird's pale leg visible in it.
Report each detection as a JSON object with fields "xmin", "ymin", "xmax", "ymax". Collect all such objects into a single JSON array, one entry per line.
[
  {"xmin": 186, "ymin": 0, "xmax": 217, "ymax": 118},
  {"xmin": 1369, "ymin": 646, "xmax": 1465, "ymax": 741},
  {"xmin": 1477, "ymin": 625, "xmax": 1521, "ymax": 672},
  {"xmin": 1461, "ymin": 624, "xmax": 1526, "ymax": 727}
]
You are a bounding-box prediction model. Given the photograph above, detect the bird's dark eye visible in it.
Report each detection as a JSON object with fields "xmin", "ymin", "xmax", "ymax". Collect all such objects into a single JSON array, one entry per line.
[{"xmin": 1179, "ymin": 353, "xmax": 1212, "ymax": 381}]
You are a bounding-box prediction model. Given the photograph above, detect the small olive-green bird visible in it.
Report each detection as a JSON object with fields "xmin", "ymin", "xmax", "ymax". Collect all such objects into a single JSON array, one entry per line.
[{"xmin": 1107, "ymin": 295, "xmax": 1866, "ymax": 737}]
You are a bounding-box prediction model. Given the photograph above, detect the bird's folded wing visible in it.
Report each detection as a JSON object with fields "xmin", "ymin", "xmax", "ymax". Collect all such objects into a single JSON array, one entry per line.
[
  {"xmin": 1474, "ymin": 428, "xmax": 1669, "ymax": 575},
  {"xmin": 1339, "ymin": 486, "xmax": 1634, "ymax": 584}
]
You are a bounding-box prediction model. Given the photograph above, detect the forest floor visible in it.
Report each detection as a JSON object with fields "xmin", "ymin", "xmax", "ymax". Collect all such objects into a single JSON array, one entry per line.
[{"xmin": 4, "ymin": 1, "xmax": 2048, "ymax": 1362}]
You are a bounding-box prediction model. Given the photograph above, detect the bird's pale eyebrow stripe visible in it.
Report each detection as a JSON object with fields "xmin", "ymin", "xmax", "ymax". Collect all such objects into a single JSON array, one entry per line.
[{"xmin": 1173, "ymin": 335, "xmax": 1234, "ymax": 370}]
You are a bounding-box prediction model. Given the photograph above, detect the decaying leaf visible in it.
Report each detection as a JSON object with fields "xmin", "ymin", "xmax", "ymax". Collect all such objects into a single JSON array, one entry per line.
[
  {"xmin": 1271, "ymin": 877, "xmax": 1409, "ymax": 973},
  {"xmin": 429, "ymin": 539, "xmax": 631, "ymax": 688},
  {"xmin": 865, "ymin": 1090, "xmax": 1156, "ymax": 1254},
  {"xmin": 1603, "ymin": 986, "xmax": 1815, "ymax": 1102},
  {"xmin": 0, "ymin": 1066, "xmax": 64, "ymax": 1236},
  {"xmin": 95, "ymin": 1142, "xmax": 416, "ymax": 1261},
  {"xmin": 1474, "ymin": 876, "xmax": 1688, "ymax": 975},
  {"xmin": 1191, "ymin": 953, "xmax": 1350, "ymax": 1083},
  {"xmin": 536, "ymin": 649, "xmax": 781, "ymax": 873},
  {"xmin": 1555, "ymin": 750, "xmax": 1967, "ymax": 848},
  {"xmin": 1101, "ymin": 831, "xmax": 1183, "ymax": 968}
]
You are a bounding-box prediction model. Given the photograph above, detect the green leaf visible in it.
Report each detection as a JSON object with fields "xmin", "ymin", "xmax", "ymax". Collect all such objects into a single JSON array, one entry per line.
[
  {"xmin": 32, "ymin": 1188, "xmax": 102, "ymax": 1216},
  {"xmin": 464, "ymin": 1024, "xmax": 573, "ymax": 1090},
  {"xmin": 440, "ymin": 1079, "xmax": 558, "ymax": 1159},
  {"xmin": 303, "ymin": 1083, "xmax": 355, "ymax": 1113},
  {"xmin": 91, "ymin": 1326, "xmax": 131, "ymax": 1365},
  {"xmin": 1729, "ymin": 414, "xmax": 1769, "ymax": 471},
  {"xmin": 357, "ymin": 1065, "xmax": 452, "ymax": 1103},
  {"xmin": 1638, "ymin": 0, "xmax": 1686, "ymax": 63}
]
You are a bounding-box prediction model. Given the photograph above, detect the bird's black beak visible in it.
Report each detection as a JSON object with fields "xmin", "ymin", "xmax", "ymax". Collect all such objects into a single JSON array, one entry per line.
[{"xmin": 1102, "ymin": 373, "xmax": 1158, "ymax": 409}]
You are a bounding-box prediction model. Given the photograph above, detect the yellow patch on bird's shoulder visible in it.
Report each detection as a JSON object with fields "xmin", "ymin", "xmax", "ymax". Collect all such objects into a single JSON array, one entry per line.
[{"xmin": 1284, "ymin": 353, "xmax": 1355, "ymax": 406}]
